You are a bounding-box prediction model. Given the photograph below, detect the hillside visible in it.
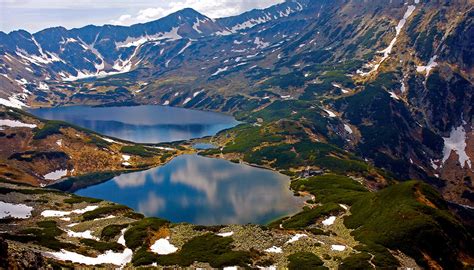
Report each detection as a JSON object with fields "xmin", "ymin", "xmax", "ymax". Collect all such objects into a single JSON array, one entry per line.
[{"xmin": 0, "ymin": 105, "xmax": 185, "ymax": 188}]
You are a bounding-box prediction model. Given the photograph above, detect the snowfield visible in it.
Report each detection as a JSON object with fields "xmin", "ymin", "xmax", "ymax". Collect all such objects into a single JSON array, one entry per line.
[
  {"xmin": 41, "ymin": 205, "xmax": 99, "ymax": 217},
  {"xmin": 0, "ymin": 119, "xmax": 36, "ymax": 128},
  {"xmin": 265, "ymin": 246, "xmax": 283, "ymax": 253},
  {"xmin": 286, "ymin": 233, "xmax": 307, "ymax": 244},
  {"xmin": 442, "ymin": 123, "xmax": 471, "ymax": 169},
  {"xmin": 322, "ymin": 216, "xmax": 336, "ymax": 226},
  {"xmin": 43, "ymin": 169, "xmax": 68, "ymax": 181},
  {"xmin": 46, "ymin": 227, "xmax": 132, "ymax": 266},
  {"xmin": 331, "ymin": 244, "xmax": 346, "ymax": 251},
  {"xmin": 150, "ymin": 237, "xmax": 178, "ymax": 255},
  {"xmin": 0, "ymin": 201, "xmax": 33, "ymax": 219}
]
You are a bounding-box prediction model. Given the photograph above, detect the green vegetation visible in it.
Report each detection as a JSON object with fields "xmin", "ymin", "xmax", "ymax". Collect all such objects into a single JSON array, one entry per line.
[
  {"xmin": 8, "ymin": 151, "xmax": 69, "ymax": 162},
  {"xmin": 287, "ymin": 252, "xmax": 327, "ymax": 270},
  {"xmin": 82, "ymin": 205, "xmax": 131, "ymax": 221},
  {"xmin": 101, "ymin": 224, "xmax": 128, "ymax": 241},
  {"xmin": 339, "ymin": 252, "xmax": 374, "ymax": 270},
  {"xmin": 133, "ymin": 233, "xmax": 251, "ymax": 267},
  {"xmin": 3, "ymin": 220, "xmax": 76, "ymax": 251},
  {"xmin": 291, "ymin": 174, "xmax": 368, "ymax": 205},
  {"xmin": 120, "ymin": 145, "xmax": 157, "ymax": 158},
  {"xmin": 33, "ymin": 120, "xmax": 68, "ymax": 139},
  {"xmin": 124, "ymin": 218, "xmax": 169, "ymax": 250},
  {"xmin": 345, "ymin": 181, "xmax": 472, "ymax": 269},
  {"xmin": 292, "ymin": 175, "xmax": 473, "ymax": 269},
  {"xmin": 280, "ymin": 203, "xmax": 342, "ymax": 229},
  {"xmin": 89, "ymin": 136, "xmax": 112, "ymax": 148},
  {"xmin": 64, "ymin": 196, "xmax": 102, "ymax": 204}
]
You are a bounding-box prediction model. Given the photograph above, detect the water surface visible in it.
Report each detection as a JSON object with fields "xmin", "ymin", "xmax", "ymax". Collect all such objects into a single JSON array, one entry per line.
[
  {"xmin": 76, "ymin": 155, "xmax": 304, "ymax": 225},
  {"xmin": 29, "ymin": 105, "xmax": 239, "ymax": 143}
]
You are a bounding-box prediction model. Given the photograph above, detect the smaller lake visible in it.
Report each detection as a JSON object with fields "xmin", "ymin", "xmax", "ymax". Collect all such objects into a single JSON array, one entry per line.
[
  {"xmin": 76, "ymin": 155, "xmax": 304, "ymax": 225},
  {"xmin": 29, "ymin": 105, "xmax": 239, "ymax": 143}
]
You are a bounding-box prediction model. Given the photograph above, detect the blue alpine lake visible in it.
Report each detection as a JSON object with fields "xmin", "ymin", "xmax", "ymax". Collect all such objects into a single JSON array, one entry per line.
[
  {"xmin": 29, "ymin": 105, "xmax": 239, "ymax": 143},
  {"xmin": 30, "ymin": 105, "xmax": 304, "ymax": 224},
  {"xmin": 76, "ymin": 155, "xmax": 305, "ymax": 225}
]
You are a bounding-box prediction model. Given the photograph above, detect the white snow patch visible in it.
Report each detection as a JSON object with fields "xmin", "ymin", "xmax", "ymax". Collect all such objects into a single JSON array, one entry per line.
[
  {"xmin": 41, "ymin": 205, "xmax": 99, "ymax": 217},
  {"xmin": 0, "ymin": 119, "xmax": 36, "ymax": 128},
  {"xmin": 322, "ymin": 216, "xmax": 336, "ymax": 226},
  {"xmin": 217, "ymin": 231, "xmax": 234, "ymax": 237},
  {"xmin": 115, "ymin": 27, "xmax": 181, "ymax": 49},
  {"xmin": 286, "ymin": 234, "xmax": 307, "ymax": 244},
  {"xmin": 358, "ymin": 5, "xmax": 416, "ymax": 76},
  {"xmin": 193, "ymin": 90, "xmax": 204, "ymax": 97},
  {"xmin": 45, "ymin": 226, "xmax": 132, "ymax": 266},
  {"xmin": 331, "ymin": 245, "xmax": 346, "ymax": 251},
  {"xmin": 344, "ymin": 124, "xmax": 353, "ymax": 134},
  {"xmin": 0, "ymin": 96, "xmax": 28, "ymax": 109},
  {"xmin": 0, "ymin": 201, "xmax": 33, "ymax": 219},
  {"xmin": 389, "ymin": 92, "xmax": 400, "ymax": 100},
  {"xmin": 44, "ymin": 169, "xmax": 68, "ymax": 181},
  {"xmin": 442, "ymin": 124, "xmax": 471, "ymax": 169},
  {"xmin": 66, "ymin": 229, "xmax": 99, "ymax": 240},
  {"xmin": 177, "ymin": 40, "xmax": 193, "ymax": 56},
  {"xmin": 254, "ymin": 37, "xmax": 270, "ymax": 49},
  {"xmin": 150, "ymin": 237, "xmax": 178, "ymax": 255},
  {"xmin": 46, "ymin": 248, "xmax": 132, "ymax": 266},
  {"xmin": 265, "ymin": 246, "xmax": 283, "ymax": 253},
  {"xmin": 323, "ymin": 109, "xmax": 337, "ymax": 118},
  {"xmin": 183, "ymin": 97, "xmax": 192, "ymax": 105},
  {"xmin": 416, "ymin": 55, "xmax": 438, "ymax": 77},
  {"xmin": 332, "ymin": 83, "xmax": 350, "ymax": 93},
  {"xmin": 211, "ymin": 66, "xmax": 228, "ymax": 76},
  {"xmin": 102, "ymin": 137, "xmax": 121, "ymax": 144},
  {"xmin": 38, "ymin": 82, "xmax": 49, "ymax": 90}
]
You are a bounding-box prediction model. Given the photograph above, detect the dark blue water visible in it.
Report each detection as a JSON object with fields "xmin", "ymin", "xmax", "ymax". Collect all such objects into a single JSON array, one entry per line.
[
  {"xmin": 29, "ymin": 105, "xmax": 239, "ymax": 143},
  {"xmin": 76, "ymin": 155, "xmax": 304, "ymax": 225},
  {"xmin": 193, "ymin": 143, "xmax": 218, "ymax": 150}
]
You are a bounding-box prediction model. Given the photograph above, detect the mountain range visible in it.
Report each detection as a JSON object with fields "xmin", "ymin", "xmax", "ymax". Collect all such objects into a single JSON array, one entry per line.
[
  {"xmin": 1, "ymin": 0, "xmax": 472, "ymax": 205},
  {"xmin": 0, "ymin": 0, "xmax": 473, "ymax": 268}
]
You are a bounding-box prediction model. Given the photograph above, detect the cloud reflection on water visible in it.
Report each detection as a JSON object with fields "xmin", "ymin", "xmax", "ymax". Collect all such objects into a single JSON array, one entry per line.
[{"xmin": 106, "ymin": 155, "xmax": 304, "ymax": 225}]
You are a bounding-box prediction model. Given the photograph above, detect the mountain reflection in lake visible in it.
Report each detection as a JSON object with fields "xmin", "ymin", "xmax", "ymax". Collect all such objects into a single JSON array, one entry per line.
[
  {"xmin": 29, "ymin": 105, "xmax": 239, "ymax": 143},
  {"xmin": 76, "ymin": 155, "xmax": 305, "ymax": 225}
]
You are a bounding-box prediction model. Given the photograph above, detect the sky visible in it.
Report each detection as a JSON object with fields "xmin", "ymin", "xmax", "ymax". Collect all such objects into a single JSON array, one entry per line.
[{"xmin": 0, "ymin": 0, "xmax": 285, "ymax": 33}]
